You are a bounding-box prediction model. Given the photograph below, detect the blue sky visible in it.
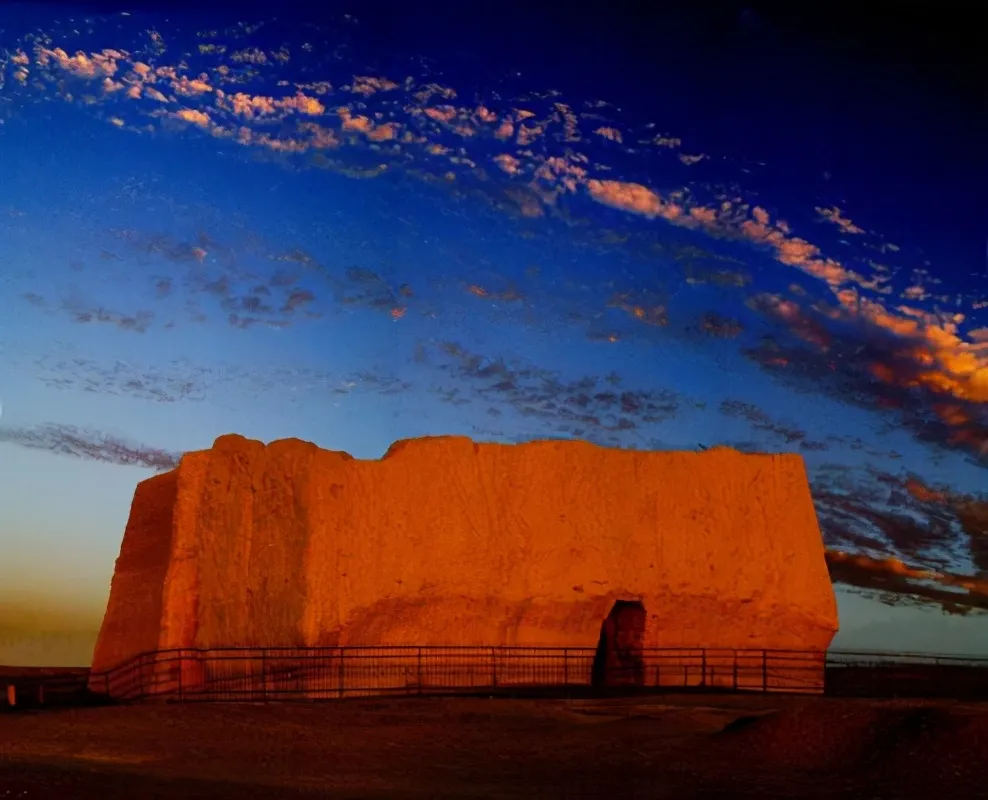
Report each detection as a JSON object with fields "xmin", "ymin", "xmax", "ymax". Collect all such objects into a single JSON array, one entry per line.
[{"xmin": 0, "ymin": 3, "xmax": 986, "ymax": 665}]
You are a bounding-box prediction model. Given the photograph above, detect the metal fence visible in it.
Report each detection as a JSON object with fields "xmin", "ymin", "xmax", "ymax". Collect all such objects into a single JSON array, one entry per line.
[
  {"xmin": 824, "ymin": 649, "xmax": 988, "ymax": 700},
  {"xmin": 6, "ymin": 647, "xmax": 987, "ymax": 709},
  {"xmin": 87, "ymin": 645, "xmax": 833, "ymax": 702}
]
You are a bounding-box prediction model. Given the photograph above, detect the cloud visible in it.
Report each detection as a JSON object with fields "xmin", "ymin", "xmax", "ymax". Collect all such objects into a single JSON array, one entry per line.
[
  {"xmin": 895, "ymin": 477, "xmax": 988, "ymax": 575},
  {"xmin": 832, "ymin": 290, "xmax": 988, "ymax": 405},
  {"xmin": 719, "ymin": 399, "xmax": 807, "ymax": 444},
  {"xmin": 426, "ymin": 341, "xmax": 690, "ymax": 446},
  {"xmin": 815, "ymin": 206, "xmax": 865, "ymax": 235},
  {"xmin": 811, "ymin": 466, "xmax": 986, "ymax": 577},
  {"xmin": 17, "ymin": 16, "xmax": 984, "ymax": 357},
  {"xmin": 328, "ymin": 267, "xmax": 414, "ymax": 316},
  {"xmin": 692, "ymin": 311, "xmax": 743, "ymax": 338},
  {"xmin": 0, "ymin": 423, "xmax": 182, "ymax": 471},
  {"xmin": 955, "ymin": 499, "xmax": 988, "ymax": 573},
  {"xmin": 25, "ymin": 343, "xmax": 411, "ymax": 410},
  {"xmin": 743, "ymin": 291, "xmax": 988, "ymax": 465},
  {"xmin": 826, "ymin": 550, "xmax": 988, "ymax": 615},
  {"xmin": 810, "ymin": 466, "xmax": 988, "ymax": 614},
  {"xmin": 49, "ymin": 227, "xmax": 332, "ymax": 332},
  {"xmin": 21, "ymin": 292, "xmax": 156, "ymax": 333}
]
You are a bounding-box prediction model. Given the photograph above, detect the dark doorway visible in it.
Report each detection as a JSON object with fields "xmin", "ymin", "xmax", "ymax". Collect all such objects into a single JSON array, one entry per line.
[{"xmin": 591, "ymin": 600, "xmax": 646, "ymax": 693}]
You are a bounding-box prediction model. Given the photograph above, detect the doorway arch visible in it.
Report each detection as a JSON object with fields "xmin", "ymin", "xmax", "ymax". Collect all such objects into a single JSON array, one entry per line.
[{"xmin": 590, "ymin": 599, "xmax": 646, "ymax": 692}]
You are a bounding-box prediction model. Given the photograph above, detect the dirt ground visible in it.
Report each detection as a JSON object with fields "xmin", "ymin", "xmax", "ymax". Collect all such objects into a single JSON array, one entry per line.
[{"xmin": 1, "ymin": 693, "xmax": 986, "ymax": 798}]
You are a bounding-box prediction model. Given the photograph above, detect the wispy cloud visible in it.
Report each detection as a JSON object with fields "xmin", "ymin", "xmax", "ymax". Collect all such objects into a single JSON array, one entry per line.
[
  {"xmin": 815, "ymin": 205, "xmax": 865, "ymax": 235},
  {"xmin": 0, "ymin": 423, "xmax": 182, "ymax": 471},
  {"xmin": 427, "ymin": 341, "xmax": 690, "ymax": 446}
]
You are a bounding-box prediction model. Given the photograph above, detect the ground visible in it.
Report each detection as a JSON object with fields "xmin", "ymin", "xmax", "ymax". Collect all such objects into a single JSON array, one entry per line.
[{"xmin": 1, "ymin": 693, "xmax": 986, "ymax": 798}]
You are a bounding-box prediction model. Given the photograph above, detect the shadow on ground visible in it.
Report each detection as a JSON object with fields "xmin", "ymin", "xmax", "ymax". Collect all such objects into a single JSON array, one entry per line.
[{"xmin": 1, "ymin": 694, "xmax": 985, "ymax": 798}]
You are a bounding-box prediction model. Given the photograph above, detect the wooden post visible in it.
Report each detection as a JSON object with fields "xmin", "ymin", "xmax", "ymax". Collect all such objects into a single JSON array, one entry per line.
[
  {"xmin": 5, "ymin": 684, "xmax": 15, "ymax": 707},
  {"xmin": 491, "ymin": 647, "xmax": 498, "ymax": 688}
]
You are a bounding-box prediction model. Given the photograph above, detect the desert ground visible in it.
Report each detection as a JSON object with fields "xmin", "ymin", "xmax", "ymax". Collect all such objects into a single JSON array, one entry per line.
[{"xmin": 2, "ymin": 692, "xmax": 986, "ymax": 798}]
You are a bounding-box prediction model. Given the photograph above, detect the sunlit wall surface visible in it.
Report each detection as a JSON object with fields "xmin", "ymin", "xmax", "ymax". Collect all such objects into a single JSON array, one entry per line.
[{"xmin": 0, "ymin": 4, "xmax": 984, "ymax": 666}]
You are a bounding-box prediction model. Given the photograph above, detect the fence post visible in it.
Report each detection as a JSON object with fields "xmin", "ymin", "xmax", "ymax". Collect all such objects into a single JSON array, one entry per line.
[
  {"xmin": 338, "ymin": 647, "xmax": 346, "ymax": 698},
  {"xmin": 178, "ymin": 653, "xmax": 184, "ymax": 701},
  {"xmin": 701, "ymin": 649, "xmax": 707, "ymax": 687},
  {"xmin": 490, "ymin": 647, "xmax": 498, "ymax": 688},
  {"xmin": 563, "ymin": 648, "xmax": 569, "ymax": 686},
  {"xmin": 417, "ymin": 647, "xmax": 423, "ymax": 695},
  {"xmin": 733, "ymin": 651, "xmax": 739, "ymax": 691},
  {"xmin": 261, "ymin": 649, "xmax": 267, "ymax": 702},
  {"xmin": 762, "ymin": 650, "xmax": 768, "ymax": 691}
]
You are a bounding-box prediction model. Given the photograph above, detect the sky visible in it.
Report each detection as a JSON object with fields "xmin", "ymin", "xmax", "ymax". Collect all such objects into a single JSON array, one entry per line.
[{"xmin": 0, "ymin": 1, "xmax": 986, "ymax": 666}]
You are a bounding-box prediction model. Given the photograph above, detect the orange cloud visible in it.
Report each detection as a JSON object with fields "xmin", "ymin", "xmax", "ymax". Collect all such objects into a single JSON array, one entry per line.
[
  {"xmin": 423, "ymin": 106, "xmax": 458, "ymax": 124},
  {"xmin": 366, "ymin": 122, "xmax": 400, "ymax": 142},
  {"xmin": 584, "ymin": 183, "xmax": 860, "ymax": 290},
  {"xmin": 532, "ymin": 156, "xmax": 587, "ymax": 194},
  {"xmin": 816, "ymin": 205, "xmax": 865, "ymax": 235},
  {"xmin": 36, "ymin": 47, "xmax": 120, "ymax": 78},
  {"xmin": 173, "ymin": 108, "xmax": 212, "ymax": 128},
  {"xmin": 281, "ymin": 92, "xmax": 325, "ymax": 116},
  {"xmin": 608, "ymin": 292, "xmax": 667, "ymax": 327},
  {"xmin": 474, "ymin": 106, "xmax": 498, "ymax": 124},
  {"xmin": 904, "ymin": 477, "xmax": 950, "ymax": 505},
  {"xmin": 494, "ymin": 154, "xmax": 521, "ymax": 175},
  {"xmin": 224, "ymin": 92, "xmax": 278, "ymax": 118},
  {"xmin": 494, "ymin": 119, "xmax": 514, "ymax": 140},
  {"xmin": 144, "ymin": 86, "xmax": 170, "ymax": 103},
  {"xmin": 739, "ymin": 209, "xmax": 864, "ymax": 288},
  {"xmin": 593, "ymin": 126, "xmax": 623, "ymax": 143},
  {"xmin": 826, "ymin": 549, "xmax": 988, "ymax": 601},
  {"xmin": 748, "ymin": 294, "xmax": 832, "ymax": 349},
  {"xmin": 350, "ymin": 75, "xmax": 400, "ymax": 96},
  {"xmin": 835, "ymin": 292, "xmax": 988, "ymax": 405},
  {"xmin": 585, "ymin": 179, "xmax": 686, "ymax": 223},
  {"xmin": 296, "ymin": 122, "xmax": 340, "ymax": 149},
  {"xmin": 516, "ymin": 123, "xmax": 544, "ymax": 147},
  {"xmin": 338, "ymin": 107, "xmax": 373, "ymax": 133},
  {"xmin": 170, "ymin": 74, "xmax": 213, "ymax": 95}
]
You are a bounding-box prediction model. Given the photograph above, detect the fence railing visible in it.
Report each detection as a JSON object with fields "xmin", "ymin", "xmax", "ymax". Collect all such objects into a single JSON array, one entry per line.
[
  {"xmin": 6, "ymin": 647, "xmax": 987, "ymax": 708},
  {"xmin": 824, "ymin": 649, "xmax": 988, "ymax": 699},
  {"xmin": 88, "ymin": 645, "xmax": 836, "ymax": 702}
]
